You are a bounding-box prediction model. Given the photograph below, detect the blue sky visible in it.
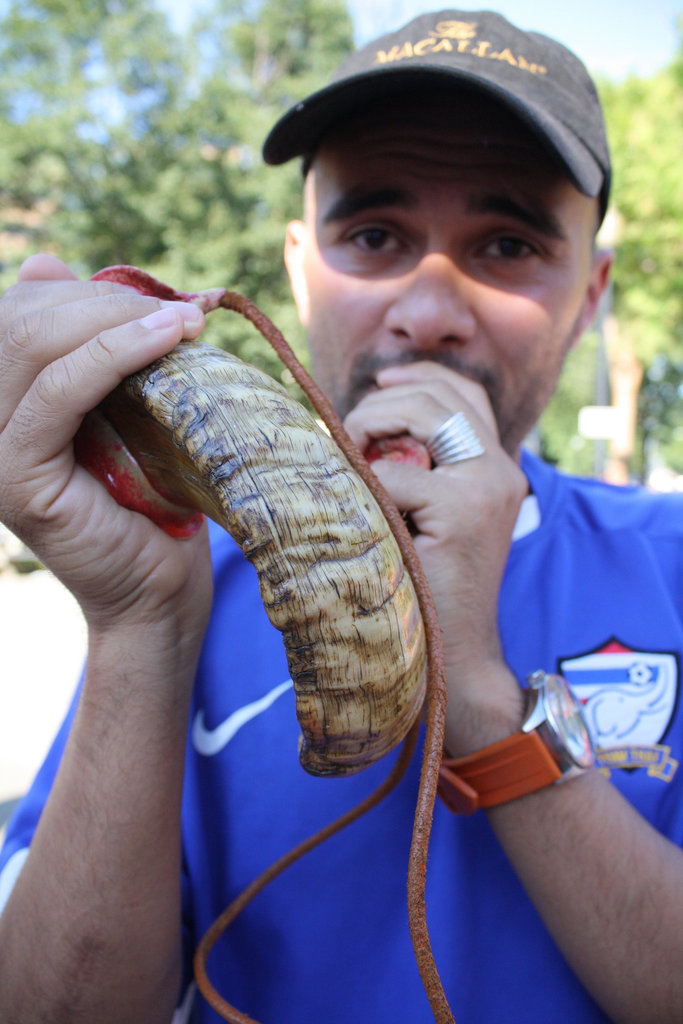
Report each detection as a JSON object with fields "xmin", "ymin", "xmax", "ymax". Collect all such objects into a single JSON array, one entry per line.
[
  {"xmin": 348, "ymin": 1, "xmax": 681, "ymax": 78},
  {"xmin": 161, "ymin": 0, "xmax": 680, "ymax": 79}
]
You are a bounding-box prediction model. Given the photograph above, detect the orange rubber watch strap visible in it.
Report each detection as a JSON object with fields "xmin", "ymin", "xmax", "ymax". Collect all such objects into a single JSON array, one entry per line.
[{"xmin": 438, "ymin": 730, "xmax": 562, "ymax": 815}]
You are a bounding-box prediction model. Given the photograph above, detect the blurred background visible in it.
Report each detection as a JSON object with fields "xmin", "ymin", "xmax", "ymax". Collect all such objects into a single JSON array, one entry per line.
[{"xmin": 1, "ymin": 0, "xmax": 682, "ymax": 825}]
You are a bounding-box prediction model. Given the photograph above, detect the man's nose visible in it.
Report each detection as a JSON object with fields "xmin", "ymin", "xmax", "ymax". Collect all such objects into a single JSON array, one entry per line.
[{"xmin": 384, "ymin": 253, "xmax": 476, "ymax": 350}]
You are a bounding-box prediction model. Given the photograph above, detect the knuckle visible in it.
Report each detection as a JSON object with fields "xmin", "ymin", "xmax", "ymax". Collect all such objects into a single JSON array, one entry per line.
[
  {"xmin": 0, "ymin": 282, "xmax": 50, "ymax": 336},
  {"xmin": 0, "ymin": 285, "xmax": 28, "ymax": 331},
  {"xmin": 0, "ymin": 313, "xmax": 42, "ymax": 411},
  {"xmin": 28, "ymin": 361, "xmax": 69, "ymax": 419},
  {"xmin": 3, "ymin": 311, "xmax": 34, "ymax": 358},
  {"xmin": 89, "ymin": 331, "xmax": 116, "ymax": 366},
  {"xmin": 1, "ymin": 306, "xmax": 58, "ymax": 368}
]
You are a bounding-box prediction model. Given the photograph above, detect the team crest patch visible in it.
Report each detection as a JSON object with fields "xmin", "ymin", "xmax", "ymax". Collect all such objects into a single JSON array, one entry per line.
[{"xmin": 560, "ymin": 639, "xmax": 679, "ymax": 782}]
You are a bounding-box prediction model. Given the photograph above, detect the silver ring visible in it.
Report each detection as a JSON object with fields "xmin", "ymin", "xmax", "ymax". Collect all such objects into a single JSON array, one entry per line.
[{"xmin": 427, "ymin": 411, "xmax": 485, "ymax": 465}]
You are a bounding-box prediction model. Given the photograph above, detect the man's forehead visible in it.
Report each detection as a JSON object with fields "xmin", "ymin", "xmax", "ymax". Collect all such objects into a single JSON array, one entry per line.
[
  {"xmin": 309, "ymin": 109, "xmax": 562, "ymax": 204},
  {"xmin": 303, "ymin": 123, "xmax": 601, "ymax": 241}
]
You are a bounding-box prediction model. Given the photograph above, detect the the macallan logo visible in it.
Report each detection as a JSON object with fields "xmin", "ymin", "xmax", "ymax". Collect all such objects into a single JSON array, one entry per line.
[
  {"xmin": 431, "ymin": 20, "xmax": 478, "ymax": 40},
  {"xmin": 374, "ymin": 20, "xmax": 548, "ymax": 76}
]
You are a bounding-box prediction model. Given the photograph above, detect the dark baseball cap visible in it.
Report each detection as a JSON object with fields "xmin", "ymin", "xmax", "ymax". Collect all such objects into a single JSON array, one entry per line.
[{"xmin": 263, "ymin": 9, "xmax": 611, "ymax": 220}]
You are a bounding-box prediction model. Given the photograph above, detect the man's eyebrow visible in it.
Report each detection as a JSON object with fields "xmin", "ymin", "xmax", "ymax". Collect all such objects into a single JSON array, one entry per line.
[
  {"xmin": 322, "ymin": 188, "xmax": 418, "ymax": 224},
  {"xmin": 469, "ymin": 194, "xmax": 566, "ymax": 240}
]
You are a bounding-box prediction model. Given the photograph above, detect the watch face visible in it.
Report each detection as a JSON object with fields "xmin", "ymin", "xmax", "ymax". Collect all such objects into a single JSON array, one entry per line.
[{"xmin": 544, "ymin": 674, "xmax": 596, "ymax": 769}]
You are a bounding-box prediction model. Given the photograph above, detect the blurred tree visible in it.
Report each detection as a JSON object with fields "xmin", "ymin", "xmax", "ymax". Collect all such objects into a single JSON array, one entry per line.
[
  {"xmin": 0, "ymin": 0, "xmax": 353, "ymax": 381},
  {"xmin": 539, "ymin": 31, "xmax": 683, "ymax": 481},
  {"xmin": 151, "ymin": 0, "xmax": 354, "ymax": 374},
  {"xmin": 0, "ymin": 0, "xmax": 187, "ymax": 269},
  {"xmin": 2, "ymin": 2, "xmax": 679, "ymax": 461}
]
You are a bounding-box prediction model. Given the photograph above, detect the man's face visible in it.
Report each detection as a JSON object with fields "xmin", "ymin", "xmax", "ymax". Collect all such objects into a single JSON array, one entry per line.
[{"xmin": 285, "ymin": 93, "xmax": 610, "ymax": 455}]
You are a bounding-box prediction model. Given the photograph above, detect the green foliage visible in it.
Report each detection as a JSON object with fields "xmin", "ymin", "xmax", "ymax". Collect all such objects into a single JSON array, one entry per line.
[
  {"xmin": 600, "ymin": 60, "xmax": 683, "ymax": 368},
  {"xmin": 1, "ymin": 2, "xmax": 680, "ymax": 470},
  {"xmin": 0, "ymin": 0, "xmax": 353, "ymax": 385},
  {"xmin": 538, "ymin": 34, "xmax": 683, "ymax": 479},
  {"xmin": 0, "ymin": 0, "xmax": 186, "ymax": 263}
]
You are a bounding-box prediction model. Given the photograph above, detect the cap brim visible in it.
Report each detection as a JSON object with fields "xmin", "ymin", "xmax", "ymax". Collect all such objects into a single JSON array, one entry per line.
[{"xmin": 263, "ymin": 65, "xmax": 606, "ymax": 202}]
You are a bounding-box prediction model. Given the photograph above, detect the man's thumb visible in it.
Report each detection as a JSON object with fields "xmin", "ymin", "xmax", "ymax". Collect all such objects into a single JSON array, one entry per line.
[{"xmin": 17, "ymin": 253, "xmax": 79, "ymax": 282}]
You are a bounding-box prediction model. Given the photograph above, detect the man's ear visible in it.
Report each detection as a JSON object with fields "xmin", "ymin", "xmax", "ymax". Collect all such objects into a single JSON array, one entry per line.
[
  {"xmin": 574, "ymin": 247, "xmax": 613, "ymax": 343},
  {"xmin": 284, "ymin": 220, "xmax": 310, "ymax": 327}
]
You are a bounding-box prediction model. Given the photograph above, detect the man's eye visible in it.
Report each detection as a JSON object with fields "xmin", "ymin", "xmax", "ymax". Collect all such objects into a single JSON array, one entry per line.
[
  {"xmin": 489, "ymin": 236, "xmax": 535, "ymax": 259},
  {"xmin": 350, "ymin": 227, "xmax": 395, "ymax": 251}
]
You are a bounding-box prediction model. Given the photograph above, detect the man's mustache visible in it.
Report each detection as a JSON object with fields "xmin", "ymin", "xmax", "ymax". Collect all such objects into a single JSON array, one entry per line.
[{"xmin": 343, "ymin": 350, "xmax": 503, "ymax": 422}]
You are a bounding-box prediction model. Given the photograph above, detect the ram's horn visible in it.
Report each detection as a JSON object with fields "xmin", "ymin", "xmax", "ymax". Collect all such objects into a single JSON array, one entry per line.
[
  {"xmin": 80, "ymin": 268, "xmax": 452, "ymax": 1023},
  {"xmin": 77, "ymin": 337, "xmax": 427, "ymax": 776}
]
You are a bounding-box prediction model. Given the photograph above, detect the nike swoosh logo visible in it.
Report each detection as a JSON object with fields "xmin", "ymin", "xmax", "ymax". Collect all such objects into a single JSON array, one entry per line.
[{"xmin": 191, "ymin": 679, "xmax": 293, "ymax": 756}]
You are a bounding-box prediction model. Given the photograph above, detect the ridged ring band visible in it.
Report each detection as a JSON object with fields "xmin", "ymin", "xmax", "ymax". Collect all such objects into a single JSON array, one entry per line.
[{"xmin": 427, "ymin": 411, "xmax": 485, "ymax": 466}]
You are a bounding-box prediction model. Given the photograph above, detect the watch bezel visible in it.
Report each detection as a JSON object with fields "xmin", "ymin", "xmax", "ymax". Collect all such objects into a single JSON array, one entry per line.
[{"xmin": 524, "ymin": 671, "xmax": 596, "ymax": 775}]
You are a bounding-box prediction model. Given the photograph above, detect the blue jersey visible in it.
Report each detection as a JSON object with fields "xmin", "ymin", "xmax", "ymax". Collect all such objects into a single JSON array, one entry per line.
[{"xmin": 2, "ymin": 450, "xmax": 683, "ymax": 1023}]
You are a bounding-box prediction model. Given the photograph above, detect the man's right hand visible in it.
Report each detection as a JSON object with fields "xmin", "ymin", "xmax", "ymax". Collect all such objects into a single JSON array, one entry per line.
[
  {"xmin": 0, "ymin": 255, "xmax": 213, "ymax": 1024},
  {"xmin": 0, "ymin": 254, "xmax": 212, "ymax": 636}
]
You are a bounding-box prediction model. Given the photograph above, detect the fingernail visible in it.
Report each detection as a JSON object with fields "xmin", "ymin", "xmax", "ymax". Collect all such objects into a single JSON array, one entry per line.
[
  {"xmin": 140, "ymin": 304, "xmax": 202, "ymax": 330},
  {"xmin": 140, "ymin": 308, "xmax": 178, "ymax": 330},
  {"xmin": 169, "ymin": 301, "xmax": 203, "ymax": 322}
]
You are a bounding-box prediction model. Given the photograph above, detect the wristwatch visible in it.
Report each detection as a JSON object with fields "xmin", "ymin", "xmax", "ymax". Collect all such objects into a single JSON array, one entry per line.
[{"xmin": 438, "ymin": 671, "xmax": 597, "ymax": 815}]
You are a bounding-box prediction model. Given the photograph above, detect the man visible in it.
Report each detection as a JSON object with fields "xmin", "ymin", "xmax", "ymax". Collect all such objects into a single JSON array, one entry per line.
[{"xmin": 0, "ymin": 10, "xmax": 682, "ymax": 1023}]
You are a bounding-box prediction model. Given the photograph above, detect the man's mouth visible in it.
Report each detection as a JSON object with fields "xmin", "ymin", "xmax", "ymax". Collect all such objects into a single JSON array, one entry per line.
[{"xmin": 344, "ymin": 350, "xmax": 502, "ymax": 420}]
